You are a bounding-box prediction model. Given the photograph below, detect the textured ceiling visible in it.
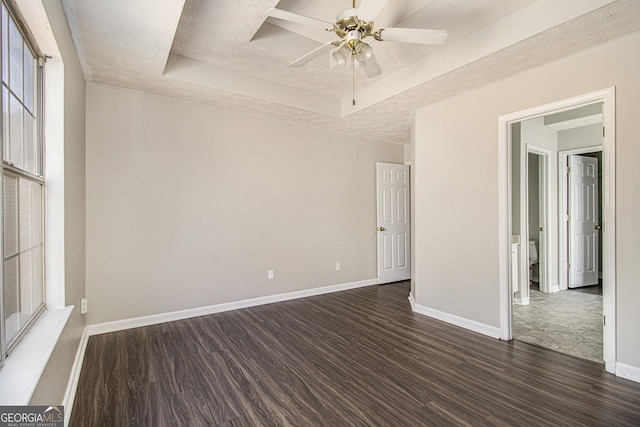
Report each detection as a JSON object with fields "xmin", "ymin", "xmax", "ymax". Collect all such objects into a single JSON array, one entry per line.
[
  {"xmin": 171, "ymin": 0, "xmax": 537, "ymax": 97},
  {"xmin": 61, "ymin": 0, "xmax": 640, "ymax": 144}
]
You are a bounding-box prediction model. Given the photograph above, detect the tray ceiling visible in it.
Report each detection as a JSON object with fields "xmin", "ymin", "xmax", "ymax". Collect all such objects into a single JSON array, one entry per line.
[{"xmin": 62, "ymin": 0, "xmax": 640, "ymax": 144}]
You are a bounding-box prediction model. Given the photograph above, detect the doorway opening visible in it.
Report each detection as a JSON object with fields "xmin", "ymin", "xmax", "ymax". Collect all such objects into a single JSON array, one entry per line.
[
  {"xmin": 512, "ymin": 111, "xmax": 604, "ymax": 363},
  {"xmin": 527, "ymin": 151, "xmax": 545, "ymax": 293},
  {"xmin": 512, "ymin": 141, "xmax": 552, "ymax": 306},
  {"xmin": 498, "ymin": 88, "xmax": 616, "ymax": 373}
]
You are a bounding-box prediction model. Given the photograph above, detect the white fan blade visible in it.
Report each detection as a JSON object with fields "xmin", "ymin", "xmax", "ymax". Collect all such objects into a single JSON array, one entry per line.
[
  {"xmin": 267, "ymin": 8, "xmax": 332, "ymax": 30},
  {"xmin": 374, "ymin": 0, "xmax": 431, "ymax": 29},
  {"xmin": 377, "ymin": 28, "xmax": 448, "ymax": 44},
  {"xmin": 290, "ymin": 41, "xmax": 338, "ymax": 67},
  {"xmin": 266, "ymin": 17, "xmax": 335, "ymax": 44},
  {"xmin": 356, "ymin": 0, "xmax": 390, "ymax": 22},
  {"xmin": 363, "ymin": 54, "xmax": 382, "ymax": 78}
]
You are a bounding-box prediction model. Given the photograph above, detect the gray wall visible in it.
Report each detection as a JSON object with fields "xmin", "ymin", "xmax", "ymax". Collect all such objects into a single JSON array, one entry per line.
[
  {"xmin": 558, "ymin": 123, "xmax": 602, "ymax": 150},
  {"xmin": 85, "ymin": 84, "xmax": 403, "ymax": 324},
  {"xmin": 30, "ymin": 0, "xmax": 86, "ymax": 404},
  {"xmin": 413, "ymin": 31, "xmax": 640, "ymax": 368},
  {"xmin": 511, "ymin": 123, "xmax": 521, "ymax": 236}
]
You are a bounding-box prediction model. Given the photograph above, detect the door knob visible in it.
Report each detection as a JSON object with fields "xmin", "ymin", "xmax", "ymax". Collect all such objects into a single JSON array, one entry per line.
[
  {"xmin": 595, "ymin": 225, "xmax": 601, "ymax": 230},
  {"xmin": 378, "ymin": 227, "xmax": 386, "ymax": 231}
]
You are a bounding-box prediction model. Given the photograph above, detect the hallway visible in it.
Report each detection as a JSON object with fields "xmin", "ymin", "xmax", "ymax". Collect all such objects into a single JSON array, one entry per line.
[{"xmin": 513, "ymin": 286, "xmax": 602, "ymax": 363}]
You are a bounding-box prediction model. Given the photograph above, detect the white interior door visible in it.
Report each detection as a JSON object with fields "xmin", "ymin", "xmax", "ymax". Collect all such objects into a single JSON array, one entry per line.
[
  {"xmin": 568, "ymin": 155, "xmax": 599, "ymax": 288},
  {"xmin": 376, "ymin": 163, "xmax": 410, "ymax": 284}
]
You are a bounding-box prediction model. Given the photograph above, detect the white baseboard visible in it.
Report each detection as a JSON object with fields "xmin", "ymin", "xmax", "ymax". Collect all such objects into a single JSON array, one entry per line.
[
  {"xmin": 63, "ymin": 327, "xmax": 89, "ymax": 427},
  {"xmin": 513, "ymin": 296, "xmax": 530, "ymax": 306},
  {"xmin": 87, "ymin": 279, "xmax": 377, "ymax": 336},
  {"xmin": 408, "ymin": 292, "xmax": 415, "ymax": 310},
  {"xmin": 616, "ymin": 362, "xmax": 640, "ymax": 384},
  {"xmin": 411, "ymin": 302, "xmax": 500, "ymax": 339}
]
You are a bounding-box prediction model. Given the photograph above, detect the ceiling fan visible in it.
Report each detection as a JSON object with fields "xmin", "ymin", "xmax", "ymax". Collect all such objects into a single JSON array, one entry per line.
[{"xmin": 267, "ymin": 0, "xmax": 448, "ymax": 78}]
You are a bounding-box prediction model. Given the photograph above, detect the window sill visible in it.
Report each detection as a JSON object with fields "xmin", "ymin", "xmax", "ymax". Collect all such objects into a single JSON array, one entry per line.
[{"xmin": 0, "ymin": 306, "xmax": 73, "ymax": 404}]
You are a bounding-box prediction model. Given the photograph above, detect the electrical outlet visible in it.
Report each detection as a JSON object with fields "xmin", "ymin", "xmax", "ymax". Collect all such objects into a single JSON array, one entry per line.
[
  {"xmin": 80, "ymin": 297, "xmax": 88, "ymax": 315},
  {"xmin": 335, "ymin": 261, "xmax": 341, "ymax": 271},
  {"xmin": 268, "ymin": 269, "xmax": 275, "ymax": 279}
]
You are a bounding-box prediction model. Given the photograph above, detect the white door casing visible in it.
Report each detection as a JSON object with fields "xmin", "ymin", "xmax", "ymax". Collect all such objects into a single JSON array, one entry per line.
[
  {"xmin": 376, "ymin": 163, "xmax": 410, "ymax": 284},
  {"xmin": 568, "ymin": 155, "xmax": 600, "ymax": 288},
  {"xmin": 498, "ymin": 88, "xmax": 615, "ymax": 374},
  {"xmin": 536, "ymin": 154, "xmax": 547, "ymax": 292}
]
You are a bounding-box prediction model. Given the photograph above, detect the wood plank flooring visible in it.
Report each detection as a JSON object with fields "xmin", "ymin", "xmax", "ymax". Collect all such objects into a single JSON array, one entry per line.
[{"xmin": 70, "ymin": 282, "xmax": 640, "ymax": 426}]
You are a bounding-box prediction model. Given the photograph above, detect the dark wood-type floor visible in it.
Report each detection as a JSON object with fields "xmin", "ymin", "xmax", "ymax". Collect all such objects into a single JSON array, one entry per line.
[{"xmin": 71, "ymin": 282, "xmax": 640, "ymax": 426}]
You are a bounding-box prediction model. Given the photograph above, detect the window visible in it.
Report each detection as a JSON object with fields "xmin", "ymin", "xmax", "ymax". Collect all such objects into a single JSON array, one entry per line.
[{"xmin": 0, "ymin": 1, "xmax": 44, "ymax": 361}]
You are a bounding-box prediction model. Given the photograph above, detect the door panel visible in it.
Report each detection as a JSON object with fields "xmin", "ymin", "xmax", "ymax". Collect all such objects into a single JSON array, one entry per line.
[
  {"xmin": 568, "ymin": 155, "xmax": 599, "ymax": 288},
  {"xmin": 397, "ymin": 233, "xmax": 408, "ymax": 268},
  {"xmin": 377, "ymin": 163, "xmax": 410, "ymax": 284}
]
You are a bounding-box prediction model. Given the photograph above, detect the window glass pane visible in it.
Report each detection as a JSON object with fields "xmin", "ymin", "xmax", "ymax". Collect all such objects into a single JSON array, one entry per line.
[
  {"xmin": 21, "ymin": 180, "xmax": 43, "ymax": 244},
  {"xmin": 23, "ymin": 48, "xmax": 34, "ymax": 113},
  {"xmin": 9, "ymin": 92, "xmax": 22, "ymax": 168},
  {"xmin": 27, "ymin": 181, "xmax": 43, "ymax": 315},
  {"xmin": 19, "ymin": 178, "xmax": 32, "ymax": 249},
  {"xmin": 3, "ymin": 173, "xmax": 18, "ymax": 256},
  {"xmin": 23, "ymin": 112, "xmax": 34, "ymax": 174},
  {"xmin": 19, "ymin": 250, "xmax": 32, "ymax": 328},
  {"xmin": 2, "ymin": 3, "xmax": 45, "ymax": 355},
  {"xmin": 4, "ymin": 256, "xmax": 19, "ymax": 345},
  {"xmin": 30, "ymin": 245, "xmax": 43, "ymax": 309},
  {"xmin": 31, "ymin": 181, "xmax": 42, "ymax": 245},
  {"xmin": 2, "ymin": 86, "xmax": 8, "ymax": 161},
  {"xmin": 8, "ymin": 19, "xmax": 22, "ymax": 100},
  {"xmin": 19, "ymin": 180, "xmax": 43, "ymax": 320},
  {"xmin": 1, "ymin": 6, "xmax": 8, "ymax": 85},
  {"xmin": 3, "ymin": 176, "xmax": 44, "ymax": 348}
]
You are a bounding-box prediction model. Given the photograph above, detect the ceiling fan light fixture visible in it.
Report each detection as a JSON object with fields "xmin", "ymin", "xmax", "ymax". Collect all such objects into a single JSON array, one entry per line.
[
  {"xmin": 354, "ymin": 41, "xmax": 373, "ymax": 63},
  {"xmin": 354, "ymin": 57, "xmax": 366, "ymax": 69},
  {"xmin": 271, "ymin": 1, "xmax": 450, "ymax": 80},
  {"xmin": 332, "ymin": 44, "xmax": 351, "ymax": 66}
]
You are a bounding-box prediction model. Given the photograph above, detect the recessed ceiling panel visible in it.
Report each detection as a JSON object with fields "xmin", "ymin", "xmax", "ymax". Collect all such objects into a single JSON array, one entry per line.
[{"xmin": 61, "ymin": 0, "xmax": 640, "ymax": 144}]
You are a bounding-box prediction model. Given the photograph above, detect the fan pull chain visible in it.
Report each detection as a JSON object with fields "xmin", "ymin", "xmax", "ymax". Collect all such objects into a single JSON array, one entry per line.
[
  {"xmin": 351, "ymin": 0, "xmax": 357, "ymax": 106},
  {"xmin": 352, "ymin": 54, "xmax": 356, "ymax": 106}
]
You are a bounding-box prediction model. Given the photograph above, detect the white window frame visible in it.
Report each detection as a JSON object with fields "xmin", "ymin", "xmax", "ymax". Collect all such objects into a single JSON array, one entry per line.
[
  {"xmin": 0, "ymin": 0, "xmax": 70, "ymax": 406},
  {"xmin": 0, "ymin": 0, "xmax": 45, "ymax": 363}
]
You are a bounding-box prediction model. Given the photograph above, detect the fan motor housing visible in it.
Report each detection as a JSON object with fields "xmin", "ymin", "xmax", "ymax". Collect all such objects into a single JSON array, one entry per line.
[{"xmin": 334, "ymin": 8, "xmax": 373, "ymax": 38}]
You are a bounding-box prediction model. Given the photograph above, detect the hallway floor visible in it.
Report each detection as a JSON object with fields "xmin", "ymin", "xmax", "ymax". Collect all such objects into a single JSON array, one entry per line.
[{"xmin": 513, "ymin": 286, "xmax": 602, "ymax": 363}]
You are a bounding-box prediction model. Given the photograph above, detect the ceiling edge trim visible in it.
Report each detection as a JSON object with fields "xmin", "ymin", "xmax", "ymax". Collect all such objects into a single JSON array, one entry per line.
[
  {"xmin": 164, "ymin": 53, "xmax": 341, "ymax": 117},
  {"xmin": 159, "ymin": 0, "xmax": 187, "ymax": 75},
  {"xmin": 339, "ymin": 0, "xmax": 618, "ymax": 116}
]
